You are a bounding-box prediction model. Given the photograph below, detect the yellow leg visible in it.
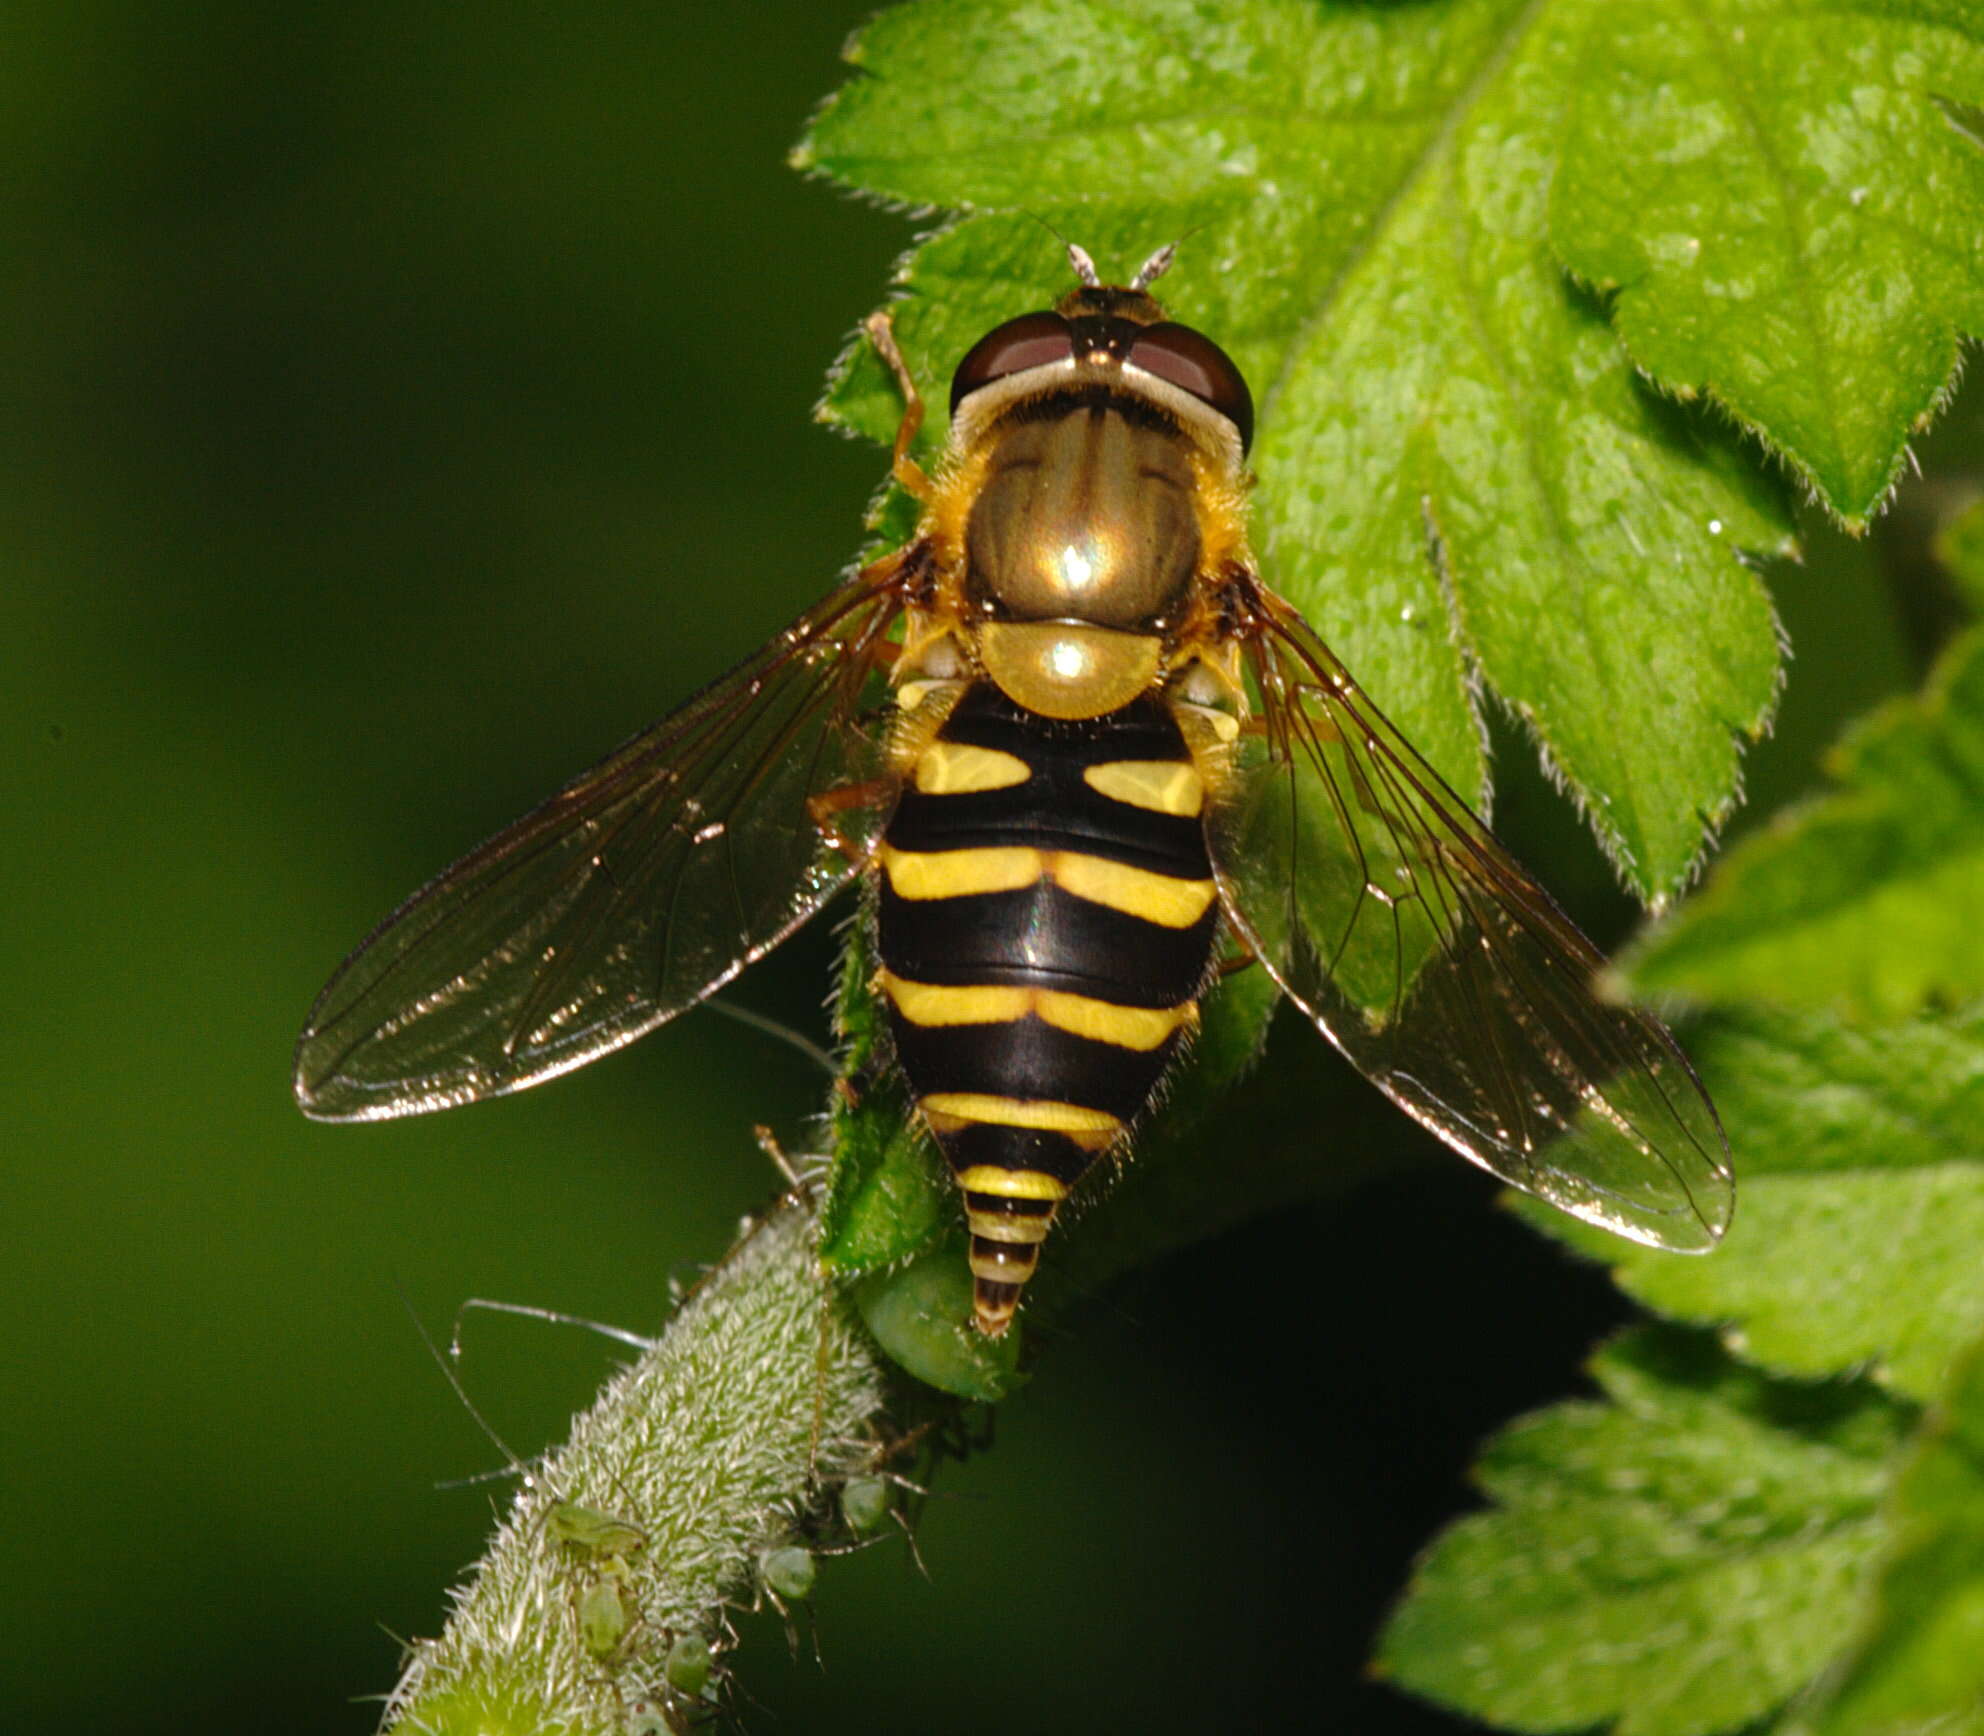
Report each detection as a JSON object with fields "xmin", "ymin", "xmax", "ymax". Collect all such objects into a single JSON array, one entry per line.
[
  {"xmin": 864, "ymin": 310, "xmax": 935, "ymax": 503},
  {"xmin": 806, "ymin": 776, "xmax": 897, "ymax": 863}
]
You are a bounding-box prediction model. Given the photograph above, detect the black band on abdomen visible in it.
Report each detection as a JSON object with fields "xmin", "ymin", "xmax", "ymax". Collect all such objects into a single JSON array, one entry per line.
[
  {"xmin": 889, "ymin": 1010, "xmax": 1181, "ymax": 1123},
  {"xmin": 878, "ymin": 878, "xmax": 1217, "ymax": 1009},
  {"xmin": 885, "ymin": 684, "xmax": 1208, "ymax": 876}
]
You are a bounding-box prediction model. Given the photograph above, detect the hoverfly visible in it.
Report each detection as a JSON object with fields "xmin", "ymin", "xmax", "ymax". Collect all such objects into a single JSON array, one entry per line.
[{"xmin": 295, "ymin": 244, "xmax": 1732, "ymax": 1336}]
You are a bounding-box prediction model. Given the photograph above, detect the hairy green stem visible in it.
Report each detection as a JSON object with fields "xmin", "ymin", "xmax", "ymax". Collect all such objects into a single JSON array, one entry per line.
[
  {"xmin": 383, "ymin": 1194, "xmax": 891, "ymax": 1736},
  {"xmin": 376, "ymin": 996, "xmax": 1419, "ymax": 1731}
]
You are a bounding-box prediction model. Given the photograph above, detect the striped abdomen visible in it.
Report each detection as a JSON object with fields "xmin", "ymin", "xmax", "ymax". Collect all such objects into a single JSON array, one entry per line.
[{"xmin": 876, "ymin": 682, "xmax": 1219, "ymax": 1335}]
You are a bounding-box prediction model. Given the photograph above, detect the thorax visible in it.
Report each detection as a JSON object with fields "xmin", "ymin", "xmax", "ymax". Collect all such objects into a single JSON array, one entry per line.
[{"xmin": 963, "ymin": 400, "xmax": 1201, "ymax": 633}]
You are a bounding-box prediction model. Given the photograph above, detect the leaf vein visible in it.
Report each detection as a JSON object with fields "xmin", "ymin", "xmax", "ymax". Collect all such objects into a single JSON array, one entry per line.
[
  {"xmin": 1671, "ymin": 0, "xmax": 1846, "ymax": 469},
  {"xmin": 1258, "ymin": 0, "xmax": 1550, "ymax": 431}
]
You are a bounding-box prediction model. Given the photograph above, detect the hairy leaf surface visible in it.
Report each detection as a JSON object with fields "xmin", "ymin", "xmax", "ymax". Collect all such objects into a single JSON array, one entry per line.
[
  {"xmin": 1381, "ymin": 1329, "xmax": 1908, "ymax": 1736},
  {"xmin": 1551, "ymin": 0, "xmax": 1984, "ymax": 526}
]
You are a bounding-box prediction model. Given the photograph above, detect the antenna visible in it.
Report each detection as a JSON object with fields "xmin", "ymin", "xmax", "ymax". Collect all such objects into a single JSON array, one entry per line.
[
  {"xmin": 1130, "ymin": 243, "xmax": 1177, "ymax": 291},
  {"xmin": 397, "ymin": 1284, "xmax": 539, "ymax": 1491},
  {"xmin": 1066, "ymin": 243, "xmax": 1102, "ymax": 287}
]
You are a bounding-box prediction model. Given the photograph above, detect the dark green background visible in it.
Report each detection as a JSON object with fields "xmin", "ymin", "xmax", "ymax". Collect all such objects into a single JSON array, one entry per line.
[{"xmin": 0, "ymin": 4, "xmax": 1946, "ymax": 1732}]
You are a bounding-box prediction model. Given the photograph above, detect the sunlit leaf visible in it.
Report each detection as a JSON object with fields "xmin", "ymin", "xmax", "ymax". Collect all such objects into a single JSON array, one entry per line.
[
  {"xmin": 1550, "ymin": 0, "xmax": 1984, "ymax": 526},
  {"xmin": 799, "ymin": 0, "xmax": 1793, "ymax": 900},
  {"xmin": 1524, "ymin": 1004, "xmax": 1984, "ymax": 1401},
  {"xmin": 1380, "ymin": 1328, "xmax": 1908, "ymax": 1736}
]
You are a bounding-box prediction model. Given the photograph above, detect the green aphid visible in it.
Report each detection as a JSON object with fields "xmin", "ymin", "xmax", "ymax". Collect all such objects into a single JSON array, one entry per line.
[
  {"xmin": 758, "ymin": 1544, "xmax": 816, "ymax": 1602},
  {"xmin": 663, "ymin": 1631, "xmax": 713, "ymax": 1698},
  {"xmin": 545, "ymin": 1497, "xmax": 647, "ymax": 1662},
  {"xmin": 548, "ymin": 1498, "xmax": 647, "ymax": 1562},
  {"xmin": 576, "ymin": 1573, "xmax": 632, "ymax": 1660},
  {"xmin": 840, "ymin": 1475, "xmax": 891, "ymax": 1536}
]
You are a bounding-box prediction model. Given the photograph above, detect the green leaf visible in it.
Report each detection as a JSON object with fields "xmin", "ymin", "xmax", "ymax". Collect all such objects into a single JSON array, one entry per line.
[
  {"xmin": 816, "ymin": 920, "xmax": 1028, "ymax": 1398},
  {"xmin": 818, "ymin": 920, "xmax": 953, "ymax": 1278},
  {"xmin": 1550, "ymin": 1, "xmax": 1984, "ymax": 528},
  {"xmin": 1936, "ymin": 494, "xmax": 1984, "ymax": 612},
  {"xmin": 1523, "ymin": 1004, "xmax": 1984, "ymax": 1402},
  {"xmin": 1795, "ymin": 1331, "xmax": 1984, "ymax": 1736},
  {"xmin": 849, "ymin": 1239, "xmax": 1021, "ymax": 1402},
  {"xmin": 1380, "ymin": 1327, "xmax": 1909, "ymax": 1736},
  {"xmin": 1630, "ymin": 627, "xmax": 1984, "ymax": 1017},
  {"xmin": 798, "ymin": 0, "xmax": 1792, "ymax": 901}
]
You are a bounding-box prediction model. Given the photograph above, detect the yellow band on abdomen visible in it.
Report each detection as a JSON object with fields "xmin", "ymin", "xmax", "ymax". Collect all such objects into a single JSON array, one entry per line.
[
  {"xmin": 1047, "ymin": 852, "xmax": 1217, "ymax": 927},
  {"xmin": 1034, "ymin": 988, "xmax": 1195, "ymax": 1050},
  {"xmin": 879, "ymin": 972, "xmax": 1033, "ymax": 1027},
  {"xmin": 1083, "ymin": 758, "xmax": 1204, "ymax": 816},
  {"xmin": 913, "ymin": 740, "xmax": 1032, "ymax": 794},
  {"xmin": 966, "ymin": 1211, "xmax": 1055, "ymax": 1245},
  {"xmin": 879, "ymin": 844, "xmax": 1043, "ymax": 900},
  {"xmin": 882, "ymin": 970, "xmax": 1194, "ymax": 1051},
  {"xmin": 955, "ymin": 1165, "xmax": 1071, "ymax": 1201},
  {"xmin": 923, "ymin": 1093, "xmax": 1121, "ymax": 1135}
]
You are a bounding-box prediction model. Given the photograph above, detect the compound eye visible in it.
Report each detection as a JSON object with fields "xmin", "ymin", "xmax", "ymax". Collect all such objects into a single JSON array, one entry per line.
[
  {"xmin": 948, "ymin": 312, "xmax": 1074, "ymax": 416},
  {"xmin": 1128, "ymin": 321, "xmax": 1255, "ymax": 450}
]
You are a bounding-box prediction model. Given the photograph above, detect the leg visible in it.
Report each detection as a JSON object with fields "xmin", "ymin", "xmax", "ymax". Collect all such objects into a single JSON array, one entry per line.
[
  {"xmin": 752, "ymin": 1123, "xmax": 815, "ymax": 1190},
  {"xmin": 451, "ymin": 1295, "xmax": 658, "ymax": 1355},
  {"xmin": 808, "ymin": 775, "xmax": 896, "ymax": 863},
  {"xmin": 864, "ymin": 310, "xmax": 935, "ymax": 503},
  {"xmin": 708, "ymin": 1002, "xmax": 836, "ymax": 1077}
]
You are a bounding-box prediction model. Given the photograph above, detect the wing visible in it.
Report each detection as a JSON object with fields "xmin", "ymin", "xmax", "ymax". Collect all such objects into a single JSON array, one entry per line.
[
  {"xmin": 294, "ymin": 566, "xmax": 908, "ymax": 1122},
  {"xmin": 1207, "ymin": 579, "xmax": 1732, "ymax": 1250}
]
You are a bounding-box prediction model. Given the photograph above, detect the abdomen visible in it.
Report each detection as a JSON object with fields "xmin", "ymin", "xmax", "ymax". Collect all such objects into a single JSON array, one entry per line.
[{"xmin": 875, "ymin": 682, "xmax": 1219, "ymax": 1334}]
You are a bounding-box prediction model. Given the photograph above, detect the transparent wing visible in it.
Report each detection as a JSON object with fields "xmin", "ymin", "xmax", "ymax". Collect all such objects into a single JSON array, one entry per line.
[
  {"xmin": 1209, "ymin": 580, "xmax": 1732, "ymax": 1249},
  {"xmin": 294, "ymin": 568, "xmax": 907, "ymax": 1122}
]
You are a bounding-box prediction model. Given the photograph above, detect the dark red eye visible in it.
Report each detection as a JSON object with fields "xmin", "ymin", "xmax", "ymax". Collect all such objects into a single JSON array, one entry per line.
[
  {"xmin": 948, "ymin": 312, "xmax": 1074, "ymax": 416},
  {"xmin": 1128, "ymin": 321, "xmax": 1254, "ymax": 450}
]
